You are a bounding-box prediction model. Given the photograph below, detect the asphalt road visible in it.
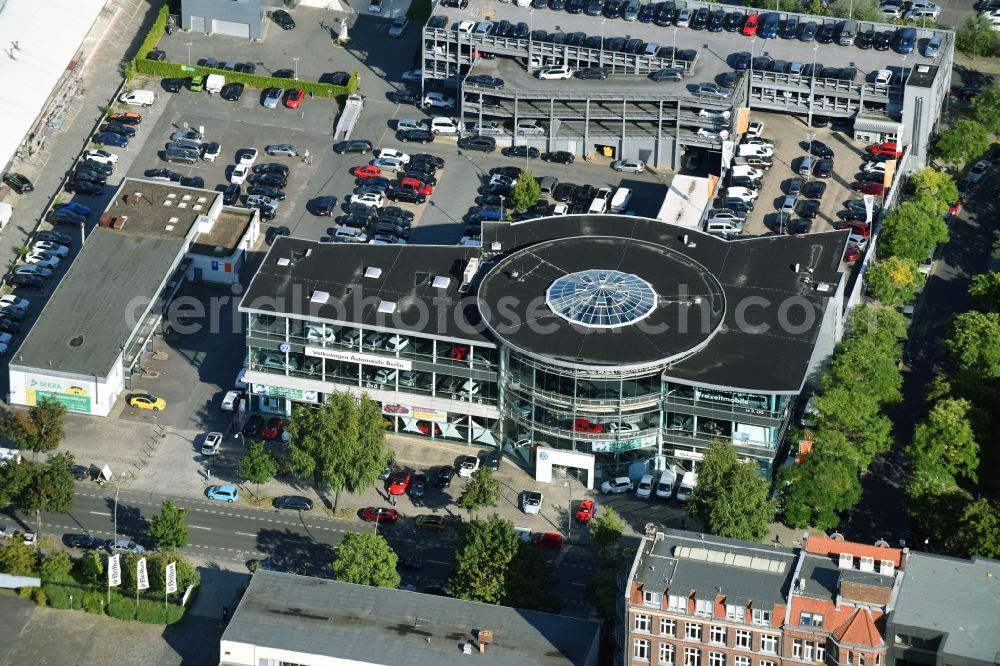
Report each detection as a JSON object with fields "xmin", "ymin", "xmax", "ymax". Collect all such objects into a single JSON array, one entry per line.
[{"xmin": 11, "ymin": 486, "xmax": 600, "ymax": 618}]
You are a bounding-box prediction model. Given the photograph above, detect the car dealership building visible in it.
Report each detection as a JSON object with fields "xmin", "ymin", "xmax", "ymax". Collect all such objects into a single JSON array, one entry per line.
[{"xmin": 241, "ymin": 215, "xmax": 846, "ymax": 482}]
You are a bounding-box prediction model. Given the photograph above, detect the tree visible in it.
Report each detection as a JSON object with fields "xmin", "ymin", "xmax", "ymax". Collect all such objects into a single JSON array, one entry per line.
[
  {"xmin": 908, "ymin": 398, "xmax": 979, "ymax": 483},
  {"xmin": 589, "ymin": 505, "xmax": 624, "ymax": 555},
  {"xmin": 332, "ymin": 532, "xmax": 400, "ymax": 588},
  {"xmin": 780, "ymin": 441, "xmax": 862, "ymax": 530},
  {"xmin": 148, "ymin": 499, "xmax": 189, "ymax": 550},
  {"xmin": 968, "ymin": 272, "xmax": 1000, "ymax": 313},
  {"xmin": 905, "ymin": 469, "xmax": 971, "ymax": 547},
  {"xmin": 957, "ymin": 15, "xmax": 999, "ymax": 58},
  {"xmin": 947, "ymin": 311, "xmax": 1000, "ymax": 378},
  {"xmin": 504, "ymin": 544, "xmax": 560, "ymax": 612},
  {"xmin": 39, "ymin": 550, "xmax": 73, "ymax": 581},
  {"xmin": 286, "ymin": 393, "xmax": 390, "ymax": 511},
  {"xmin": 879, "ymin": 200, "xmax": 950, "ymax": 262},
  {"xmin": 933, "ymin": 119, "xmax": 991, "ymax": 164},
  {"xmin": 0, "ymin": 398, "xmax": 67, "ymax": 459},
  {"xmin": 239, "ymin": 441, "xmax": 278, "ymax": 497},
  {"xmin": 146, "ymin": 550, "xmax": 200, "ymax": 594},
  {"xmin": 688, "ymin": 442, "xmax": 773, "ymax": 541},
  {"xmin": 79, "ymin": 551, "xmax": 104, "ymax": 585},
  {"xmin": 0, "ymin": 540, "xmax": 37, "ymax": 575},
  {"xmin": 509, "ymin": 168, "xmax": 540, "ymax": 211},
  {"xmin": 449, "ymin": 514, "xmax": 520, "ymax": 603},
  {"xmin": 908, "ymin": 168, "xmax": 958, "ymax": 211},
  {"xmin": 0, "ymin": 457, "xmax": 33, "ymax": 510},
  {"xmin": 948, "ymin": 498, "xmax": 1000, "ymax": 559},
  {"xmin": 18, "ymin": 452, "xmax": 75, "ymax": 543},
  {"xmin": 457, "ymin": 467, "xmax": 501, "ymax": 515},
  {"xmin": 866, "ymin": 257, "xmax": 923, "ymax": 307}
]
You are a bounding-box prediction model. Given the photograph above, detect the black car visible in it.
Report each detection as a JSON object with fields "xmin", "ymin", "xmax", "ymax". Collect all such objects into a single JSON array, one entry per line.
[
  {"xmin": 435, "ymin": 465, "xmax": 455, "ymax": 489},
  {"xmin": 242, "ymin": 414, "xmax": 263, "ymax": 437},
  {"xmin": 319, "ymin": 71, "xmax": 351, "ymax": 86},
  {"xmin": 856, "ymin": 172, "xmax": 885, "ymax": 183},
  {"xmin": 250, "ymin": 202, "xmax": 277, "ymax": 221},
  {"xmin": 338, "ymin": 213, "xmax": 373, "ymax": 229},
  {"xmin": 235, "ymin": 62, "xmax": 257, "ymax": 74},
  {"xmin": 651, "ymin": 68, "xmax": 684, "ymax": 82},
  {"xmin": 305, "ymin": 195, "xmax": 335, "ymax": 217},
  {"xmin": 816, "ymin": 23, "xmax": 835, "ymax": 44},
  {"xmin": 503, "ymin": 146, "xmax": 540, "ymax": 159},
  {"xmin": 552, "ymin": 182, "xmax": 577, "ymax": 201},
  {"xmin": 65, "ymin": 179, "xmax": 102, "ymax": 195},
  {"xmin": 780, "ymin": 17, "xmax": 799, "ymax": 39},
  {"xmin": 786, "ymin": 178, "xmax": 805, "ymax": 196},
  {"xmin": 721, "ymin": 197, "xmax": 754, "ymax": 213},
  {"xmin": 787, "ymin": 219, "xmax": 812, "ymax": 235},
  {"xmin": 467, "ymin": 75, "xmax": 504, "ymax": 89},
  {"xmin": 799, "ymin": 21, "xmax": 818, "ymax": 41},
  {"xmin": 253, "ymin": 163, "xmax": 291, "ymax": 178},
  {"xmin": 814, "ymin": 159, "xmax": 834, "ymax": 179},
  {"xmin": 837, "ymin": 208, "xmax": 869, "ymax": 222},
  {"xmin": 382, "ymin": 206, "xmax": 415, "ymax": 222},
  {"xmin": 386, "ymin": 187, "xmax": 426, "ymax": 204},
  {"xmin": 10, "ymin": 274, "xmax": 44, "ymax": 290},
  {"xmin": 638, "ymin": 1, "xmax": 656, "ymax": 21},
  {"xmin": 0, "ymin": 317, "xmax": 21, "ymax": 334},
  {"xmin": 3, "ymin": 172, "xmax": 34, "ymax": 194},
  {"xmin": 272, "ymin": 9, "xmax": 295, "ymax": 29},
  {"xmin": 180, "ymin": 176, "xmax": 204, "ymax": 188},
  {"xmin": 549, "ymin": 0, "xmax": 566, "ymax": 9},
  {"xmin": 573, "ymin": 184, "xmax": 596, "ymax": 207},
  {"xmin": 356, "ymin": 178, "xmax": 391, "ymax": 194},
  {"xmin": 459, "ymin": 136, "xmax": 496, "ymax": 152},
  {"xmin": 373, "ymin": 221, "xmax": 409, "ymax": 239},
  {"xmin": 248, "ymin": 172, "xmax": 286, "ymax": 188},
  {"xmin": 248, "ymin": 185, "xmax": 287, "ymax": 201},
  {"xmin": 602, "ymin": 0, "xmax": 622, "ymax": 18},
  {"xmin": 707, "ymin": 9, "xmax": 725, "ymax": 31},
  {"xmin": 79, "ymin": 159, "xmax": 114, "ymax": 176},
  {"xmin": 718, "ymin": 71, "xmax": 740, "ymax": 88},
  {"xmin": 802, "ymin": 181, "xmax": 827, "ymax": 199},
  {"xmin": 67, "ymin": 534, "xmax": 103, "ymax": 549},
  {"xmin": 396, "ymin": 129, "xmax": 434, "ymax": 144},
  {"xmin": 576, "ymin": 67, "xmax": 609, "ymax": 80},
  {"xmin": 411, "ymin": 153, "xmax": 445, "ymax": 169},
  {"xmin": 47, "ymin": 206, "xmax": 86, "ymax": 226},
  {"xmin": 856, "ymin": 29, "xmax": 875, "ymax": 49},
  {"xmin": 221, "ymin": 82, "xmax": 245, "ymax": 101},
  {"xmin": 691, "ymin": 7, "xmax": 709, "ymax": 29},
  {"xmin": 730, "ymin": 176, "xmax": 762, "ymax": 190},
  {"xmin": 273, "ymin": 69, "xmax": 294, "ymax": 79},
  {"xmin": 408, "ymin": 474, "xmax": 428, "ymax": 499},
  {"xmin": 484, "ymin": 449, "xmax": 502, "ymax": 471},
  {"xmin": 875, "ymin": 30, "xmax": 893, "ymax": 51},
  {"xmin": 390, "ymin": 90, "xmax": 419, "ymax": 105},
  {"xmin": 377, "ymin": 211, "xmax": 412, "ymax": 229},
  {"xmin": 344, "ymin": 201, "xmax": 378, "ymax": 218},
  {"xmin": 542, "ymin": 151, "xmax": 574, "ymax": 164},
  {"xmin": 162, "ymin": 77, "xmax": 185, "ymax": 93},
  {"xmin": 334, "ymin": 139, "xmax": 373, "ymax": 155},
  {"xmin": 222, "ymin": 184, "xmax": 241, "ymax": 205},
  {"xmin": 274, "ymin": 495, "xmax": 313, "ymax": 510},
  {"xmin": 101, "ymin": 123, "xmax": 136, "ymax": 138},
  {"xmin": 723, "ymin": 11, "xmax": 742, "ymax": 31},
  {"xmin": 809, "ymin": 141, "xmax": 834, "ymax": 159},
  {"xmin": 36, "ymin": 230, "xmax": 72, "ymax": 246},
  {"xmin": 404, "ymin": 164, "xmax": 438, "ymax": 182},
  {"xmin": 811, "ymin": 115, "xmax": 830, "ymax": 128},
  {"xmin": 796, "ymin": 199, "xmax": 821, "ymax": 218}
]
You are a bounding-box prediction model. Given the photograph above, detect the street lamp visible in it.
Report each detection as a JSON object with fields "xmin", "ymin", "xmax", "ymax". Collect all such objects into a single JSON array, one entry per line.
[
  {"xmin": 112, "ymin": 470, "xmax": 131, "ymax": 547},
  {"xmin": 807, "ymin": 44, "xmax": 818, "ymax": 128},
  {"xmin": 564, "ymin": 477, "xmax": 574, "ymax": 540},
  {"xmin": 528, "ymin": 9, "xmax": 535, "ymax": 73},
  {"xmin": 293, "ymin": 57, "xmax": 300, "ymax": 81},
  {"xmin": 186, "ymin": 42, "xmax": 192, "ymax": 67},
  {"xmin": 748, "ymin": 37, "xmax": 757, "ymax": 112},
  {"xmin": 671, "ymin": 27, "xmax": 678, "ymax": 68}
]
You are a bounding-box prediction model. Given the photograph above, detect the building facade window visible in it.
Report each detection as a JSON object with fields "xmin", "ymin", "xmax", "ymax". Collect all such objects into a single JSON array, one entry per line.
[
  {"xmin": 645, "ymin": 591, "xmax": 663, "ymax": 608},
  {"xmin": 669, "ymin": 595, "xmax": 688, "ymax": 612},
  {"xmin": 726, "ymin": 604, "xmax": 746, "ymax": 622},
  {"xmin": 685, "ymin": 647, "xmax": 701, "ymax": 666},
  {"xmin": 804, "ymin": 642, "xmax": 814, "ymax": 661},
  {"xmin": 760, "ymin": 634, "xmax": 778, "ymax": 654},
  {"xmin": 635, "ymin": 639, "xmax": 651, "ymax": 661},
  {"xmin": 735, "ymin": 630, "xmax": 752, "ymax": 649},
  {"xmin": 793, "ymin": 639, "xmax": 802, "ymax": 659},
  {"xmin": 710, "ymin": 625, "xmax": 727, "ymax": 645},
  {"xmin": 695, "ymin": 599, "xmax": 714, "ymax": 617},
  {"xmin": 685, "ymin": 623, "xmax": 703, "ymax": 641},
  {"xmin": 735, "ymin": 657, "xmax": 751, "ymax": 666},
  {"xmin": 800, "ymin": 613, "xmax": 824, "ymax": 628},
  {"xmin": 661, "ymin": 618, "xmax": 677, "ymax": 637},
  {"xmin": 709, "ymin": 652, "xmax": 726, "ymax": 666},
  {"xmin": 761, "ymin": 661, "xmax": 777, "ymax": 666},
  {"xmin": 660, "ymin": 643, "xmax": 676, "ymax": 666},
  {"xmin": 847, "ymin": 651, "xmax": 853, "ymax": 665},
  {"xmin": 858, "ymin": 653, "xmax": 863, "ymax": 666},
  {"xmin": 817, "ymin": 645, "xmax": 826, "ymax": 663},
  {"xmin": 635, "ymin": 614, "xmax": 651, "ymax": 632},
  {"xmin": 752, "ymin": 609, "xmax": 771, "ymax": 626}
]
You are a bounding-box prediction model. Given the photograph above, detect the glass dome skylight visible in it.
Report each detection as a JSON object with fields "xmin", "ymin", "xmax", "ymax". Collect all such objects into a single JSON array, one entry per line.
[{"xmin": 546, "ymin": 270, "xmax": 657, "ymax": 329}]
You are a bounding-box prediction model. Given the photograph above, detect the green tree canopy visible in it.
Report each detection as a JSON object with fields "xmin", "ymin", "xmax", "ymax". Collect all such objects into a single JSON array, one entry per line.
[
  {"xmin": 780, "ymin": 440, "xmax": 862, "ymax": 530},
  {"xmin": 689, "ymin": 443, "xmax": 773, "ymax": 541},
  {"xmin": 948, "ymin": 498, "xmax": 1000, "ymax": 559},
  {"xmin": 332, "ymin": 532, "xmax": 401, "ymax": 588},
  {"xmin": 933, "ymin": 118, "xmax": 991, "ymax": 164},
  {"xmin": 589, "ymin": 505, "xmax": 625, "ymax": 554},
  {"xmin": 947, "ymin": 310, "xmax": 1000, "ymax": 378},
  {"xmin": 286, "ymin": 393, "xmax": 391, "ymax": 510},
  {"xmin": 867, "ymin": 257, "xmax": 923, "ymax": 308},
  {"xmin": 0, "ymin": 456, "xmax": 34, "ymax": 510},
  {"xmin": 0, "ymin": 540, "xmax": 37, "ymax": 575},
  {"xmin": 905, "ymin": 468, "xmax": 972, "ymax": 547},
  {"xmin": 0, "ymin": 397, "xmax": 67, "ymax": 458},
  {"xmin": 504, "ymin": 544, "xmax": 560, "ymax": 612},
  {"xmin": 908, "ymin": 398, "xmax": 980, "ymax": 483},
  {"xmin": 148, "ymin": 499, "xmax": 189, "ymax": 550},
  {"xmin": 39, "ymin": 550, "xmax": 73, "ymax": 581},
  {"xmin": 968, "ymin": 272, "xmax": 1000, "ymax": 313},
  {"xmin": 972, "ymin": 82, "xmax": 1000, "ymax": 133},
  {"xmin": 457, "ymin": 467, "xmax": 501, "ymax": 515},
  {"xmin": 449, "ymin": 514, "xmax": 520, "ymax": 603},
  {"xmin": 18, "ymin": 452, "xmax": 76, "ymax": 542},
  {"xmin": 79, "ymin": 550, "xmax": 104, "ymax": 585},
  {"xmin": 957, "ymin": 15, "xmax": 999, "ymax": 58},
  {"xmin": 908, "ymin": 168, "xmax": 958, "ymax": 212},
  {"xmin": 880, "ymin": 200, "xmax": 950, "ymax": 262},
  {"xmin": 239, "ymin": 441, "xmax": 278, "ymax": 497},
  {"xmin": 509, "ymin": 168, "xmax": 541, "ymax": 211}
]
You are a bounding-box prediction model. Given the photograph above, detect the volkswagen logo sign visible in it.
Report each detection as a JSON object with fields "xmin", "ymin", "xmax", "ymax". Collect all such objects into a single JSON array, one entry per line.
[
  {"xmin": 539, "ymin": 451, "xmax": 549, "ymax": 461},
  {"xmin": 279, "ymin": 342, "xmax": 291, "ymax": 353}
]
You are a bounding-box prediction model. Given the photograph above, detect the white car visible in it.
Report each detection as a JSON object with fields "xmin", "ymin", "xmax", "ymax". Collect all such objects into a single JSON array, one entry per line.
[
  {"xmin": 552, "ymin": 203, "xmax": 569, "ymax": 215},
  {"xmin": 396, "ymin": 119, "xmax": 427, "ymax": 132},
  {"xmin": 24, "ymin": 252, "xmax": 59, "ymax": 268},
  {"xmin": 880, "ymin": 3, "xmax": 903, "ymax": 18},
  {"xmin": 968, "ymin": 160, "xmax": 991, "ymax": 183},
  {"xmin": 746, "ymin": 121, "xmax": 764, "ymax": 138},
  {"xmin": 874, "ymin": 69, "xmax": 892, "ymax": 86},
  {"xmin": 401, "ymin": 70, "xmax": 423, "ymax": 82},
  {"xmin": 201, "ymin": 432, "xmax": 223, "ymax": 456},
  {"xmin": 85, "ymin": 149, "xmax": 119, "ymax": 165},
  {"xmin": 520, "ymin": 491, "xmax": 543, "ymax": 514},
  {"xmin": 471, "ymin": 121, "xmax": 505, "ymax": 135},
  {"xmin": 118, "ymin": 90, "xmax": 155, "ymax": 107},
  {"xmin": 676, "ymin": 8, "xmax": 692, "ymax": 26},
  {"xmin": 388, "ymin": 16, "xmax": 409, "ymax": 37},
  {"xmin": 422, "ymin": 92, "xmax": 455, "ymax": 109},
  {"xmin": 32, "ymin": 241, "xmax": 69, "ymax": 256},
  {"xmin": 725, "ymin": 187, "xmax": 759, "ymax": 201},
  {"xmin": 430, "ymin": 117, "xmax": 462, "ymax": 134},
  {"xmin": 699, "ymin": 108, "xmax": 731, "ymax": 120},
  {"xmin": 237, "ymin": 148, "xmax": 258, "ymax": 166},
  {"xmin": 372, "ymin": 148, "xmax": 410, "ymax": 164},
  {"xmin": 457, "ymin": 455, "xmax": 480, "ymax": 478},
  {"xmin": 370, "ymin": 157, "xmax": 406, "ymax": 172},
  {"xmin": 0, "ymin": 295, "xmax": 29, "ymax": 312},
  {"xmin": 601, "ymin": 477, "xmax": 634, "ymax": 494},
  {"xmin": 472, "ymin": 21, "xmax": 493, "ymax": 36},
  {"xmin": 235, "ymin": 368, "xmax": 248, "ymax": 390},
  {"xmin": 14, "ymin": 264, "xmax": 52, "ymax": 278},
  {"xmin": 863, "ymin": 161, "xmax": 887, "ymax": 174},
  {"xmin": 230, "ymin": 164, "xmax": 250, "ymax": 184},
  {"xmin": 607, "ymin": 422, "xmax": 640, "ymax": 433},
  {"xmin": 490, "ymin": 174, "xmax": 517, "ymax": 188},
  {"xmin": 456, "ymin": 20, "xmax": 475, "ymax": 35},
  {"xmin": 636, "ymin": 474, "xmax": 654, "ymax": 499},
  {"xmin": 612, "ymin": 159, "xmax": 645, "ymax": 173},
  {"xmin": 221, "ymin": 390, "xmax": 241, "ymax": 411},
  {"xmin": 847, "ymin": 234, "xmax": 868, "ymax": 250},
  {"xmin": 348, "ymin": 192, "xmax": 386, "ymax": 208},
  {"xmin": 538, "ymin": 65, "xmax": 573, "ymax": 80},
  {"xmin": 697, "ymin": 128, "xmax": 730, "ymax": 140},
  {"xmin": 201, "ymin": 142, "xmax": 222, "ymax": 162}
]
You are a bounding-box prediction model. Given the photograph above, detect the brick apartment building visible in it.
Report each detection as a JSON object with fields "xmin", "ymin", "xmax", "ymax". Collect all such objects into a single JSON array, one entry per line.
[{"xmin": 622, "ymin": 530, "xmax": 906, "ymax": 666}]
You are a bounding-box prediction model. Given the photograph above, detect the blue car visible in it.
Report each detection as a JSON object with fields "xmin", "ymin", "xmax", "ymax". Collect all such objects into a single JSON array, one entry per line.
[
  {"xmin": 61, "ymin": 202, "xmax": 91, "ymax": 217},
  {"xmin": 93, "ymin": 132, "xmax": 129, "ymax": 148},
  {"xmin": 206, "ymin": 484, "xmax": 239, "ymax": 503},
  {"xmin": 759, "ymin": 12, "xmax": 780, "ymax": 38}
]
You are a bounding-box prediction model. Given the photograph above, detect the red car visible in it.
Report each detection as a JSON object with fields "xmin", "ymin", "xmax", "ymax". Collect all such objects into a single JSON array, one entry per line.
[
  {"xmin": 284, "ymin": 88, "xmax": 305, "ymax": 109},
  {"xmin": 353, "ymin": 164, "xmax": 382, "ymax": 178},
  {"xmin": 949, "ymin": 198, "xmax": 961, "ymax": 216},
  {"xmin": 262, "ymin": 417, "xmax": 285, "ymax": 440},
  {"xmin": 361, "ymin": 507, "xmax": 399, "ymax": 523},
  {"xmin": 868, "ymin": 141, "xmax": 902, "ymax": 157},
  {"xmin": 531, "ymin": 532, "xmax": 564, "ymax": 549},
  {"xmin": 572, "ymin": 418, "xmax": 604, "ymax": 433},
  {"xmin": 840, "ymin": 221, "xmax": 871, "ymax": 237},
  {"xmin": 388, "ymin": 471, "xmax": 411, "ymax": 495},
  {"xmin": 575, "ymin": 499, "xmax": 596, "ymax": 523},
  {"xmin": 852, "ymin": 181, "xmax": 885, "ymax": 195},
  {"xmin": 400, "ymin": 177, "xmax": 433, "ymax": 196},
  {"xmin": 447, "ymin": 344, "xmax": 469, "ymax": 360},
  {"xmin": 416, "ymin": 421, "xmax": 443, "ymax": 436},
  {"xmin": 843, "ymin": 246, "xmax": 862, "ymax": 263},
  {"xmin": 741, "ymin": 13, "xmax": 760, "ymax": 36}
]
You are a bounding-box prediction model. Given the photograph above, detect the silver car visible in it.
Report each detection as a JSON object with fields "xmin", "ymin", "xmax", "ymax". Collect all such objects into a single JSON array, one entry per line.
[
  {"xmin": 265, "ymin": 144, "xmax": 298, "ymax": 156},
  {"xmin": 696, "ymin": 83, "xmax": 729, "ymax": 98},
  {"xmin": 612, "ymin": 159, "xmax": 645, "ymax": 173},
  {"xmin": 263, "ymin": 87, "xmax": 284, "ymax": 108}
]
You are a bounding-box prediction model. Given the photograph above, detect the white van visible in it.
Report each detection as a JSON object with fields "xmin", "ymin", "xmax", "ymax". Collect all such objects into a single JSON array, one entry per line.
[
  {"xmin": 655, "ymin": 468, "xmax": 676, "ymax": 499},
  {"xmin": 589, "ymin": 187, "xmax": 612, "ymax": 214},
  {"xmin": 737, "ymin": 143, "xmax": 773, "ymax": 157},
  {"xmin": 430, "ymin": 117, "xmax": 463, "ymax": 134},
  {"xmin": 676, "ymin": 471, "xmax": 697, "ymax": 502},
  {"xmin": 0, "ymin": 202, "xmax": 11, "ymax": 232},
  {"xmin": 118, "ymin": 90, "xmax": 156, "ymax": 107},
  {"xmin": 516, "ymin": 119, "xmax": 546, "ymax": 135},
  {"xmin": 705, "ymin": 220, "xmax": 743, "ymax": 236},
  {"xmin": 730, "ymin": 165, "xmax": 764, "ymax": 180},
  {"xmin": 206, "ymin": 74, "xmax": 225, "ymax": 94},
  {"xmin": 609, "ymin": 187, "xmax": 633, "ymax": 213}
]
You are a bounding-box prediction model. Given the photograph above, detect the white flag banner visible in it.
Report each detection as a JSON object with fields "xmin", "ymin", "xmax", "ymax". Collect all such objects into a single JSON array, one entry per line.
[
  {"xmin": 108, "ymin": 554, "xmax": 121, "ymax": 587},
  {"xmin": 165, "ymin": 561, "xmax": 178, "ymax": 594},
  {"xmin": 863, "ymin": 194, "xmax": 876, "ymax": 224},
  {"xmin": 136, "ymin": 557, "xmax": 149, "ymax": 591}
]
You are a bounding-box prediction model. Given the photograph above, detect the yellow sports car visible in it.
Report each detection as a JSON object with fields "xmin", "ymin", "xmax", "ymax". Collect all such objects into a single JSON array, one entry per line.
[{"xmin": 128, "ymin": 393, "xmax": 166, "ymax": 411}]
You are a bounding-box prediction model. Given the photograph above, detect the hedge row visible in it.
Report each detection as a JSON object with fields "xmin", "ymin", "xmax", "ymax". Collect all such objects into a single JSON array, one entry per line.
[
  {"xmin": 133, "ymin": 59, "xmax": 358, "ymax": 98},
  {"xmin": 136, "ymin": 5, "xmax": 170, "ymax": 64}
]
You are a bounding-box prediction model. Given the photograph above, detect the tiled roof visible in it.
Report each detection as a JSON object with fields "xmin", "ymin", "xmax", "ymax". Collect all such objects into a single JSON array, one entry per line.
[
  {"xmin": 805, "ymin": 535, "xmax": 903, "ymax": 568},
  {"xmin": 831, "ymin": 608, "xmax": 885, "ymax": 648}
]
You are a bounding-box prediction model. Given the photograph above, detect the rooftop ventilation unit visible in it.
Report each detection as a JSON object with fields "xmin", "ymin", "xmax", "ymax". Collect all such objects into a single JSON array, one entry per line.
[
  {"xmin": 276, "ymin": 257, "xmax": 290, "ymax": 267},
  {"xmin": 378, "ymin": 300, "xmax": 397, "ymax": 314},
  {"xmin": 311, "ymin": 290, "xmax": 330, "ymax": 304},
  {"xmin": 432, "ymin": 276, "xmax": 451, "ymax": 289},
  {"xmin": 859, "ymin": 556, "xmax": 875, "ymax": 573},
  {"xmin": 880, "ymin": 560, "xmax": 895, "ymax": 576},
  {"xmin": 838, "ymin": 553, "xmax": 854, "ymax": 569},
  {"xmin": 365, "ymin": 267, "xmax": 383, "ymax": 279},
  {"xmin": 463, "ymin": 258, "xmax": 480, "ymax": 285},
  {"xmin": 491, "ymin": 241, "xmax": 501, "ymax": 251}
]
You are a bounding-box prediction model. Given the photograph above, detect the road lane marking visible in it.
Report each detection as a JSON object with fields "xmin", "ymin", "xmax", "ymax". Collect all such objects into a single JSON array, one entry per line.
[
  {"xmin": 89, "ymin": 511, "xmax": 110, "ymax": 516},
  {"xmin": 235, "ymin": 531, "xmax": 257, "ymax": 537},
  {"xmin": 189, "ymin": 525, "xmax": 211, "ymax": 530}
]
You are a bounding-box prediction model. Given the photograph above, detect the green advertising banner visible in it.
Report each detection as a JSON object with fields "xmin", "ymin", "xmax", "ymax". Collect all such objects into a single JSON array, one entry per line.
[{"xmin": 32, "ymin": 390, "xmax": 91, "ymax": 414}]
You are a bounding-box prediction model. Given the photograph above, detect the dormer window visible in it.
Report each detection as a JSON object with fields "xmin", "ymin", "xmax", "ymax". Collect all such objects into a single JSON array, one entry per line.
[
  {"xmin": 800, "ymin": 612, "xmax": 824, "ymax": 628},
  {"xmin": 725, "ymin": 604, "xmax": 745, "ymax": 623},
  {"xmin": 695, "ymin": 598, "xmax": 713, "ymax": 617},
  {"xmin": 643, "ymin": 590, "xmax": 662, "ymax": 608}
]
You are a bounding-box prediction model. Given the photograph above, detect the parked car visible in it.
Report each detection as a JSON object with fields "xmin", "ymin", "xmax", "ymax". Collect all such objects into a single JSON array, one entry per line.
[
  {"xmin": 274, "ymin": 495, "xmax": 313, "ymax": 511},
  {"xmin": 206, "ymin": 484, "xmax": 239, "ymax": 502},
  {"xmin": 601, "ymin": 476, "xmax": 634, "ymax": 494}
]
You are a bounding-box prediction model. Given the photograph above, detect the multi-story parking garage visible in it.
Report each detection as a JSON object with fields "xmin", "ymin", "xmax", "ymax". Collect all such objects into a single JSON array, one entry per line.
[
  {"xmin": 240, "ymin": 215, "xmax": 846, "ymax": 481},
  {"xmin": 420, "ymin": 0, "xmax": 952, "ymax": 171}
]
